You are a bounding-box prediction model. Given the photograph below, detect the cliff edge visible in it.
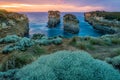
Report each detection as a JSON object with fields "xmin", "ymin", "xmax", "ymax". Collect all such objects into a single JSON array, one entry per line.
[
  {"xmin": 84, "ymin": 11, "xmax": 120, "ymax": 34},
  {"xmin": 0, "ymin": 10, "xmax": 29, "ymax": 38}
]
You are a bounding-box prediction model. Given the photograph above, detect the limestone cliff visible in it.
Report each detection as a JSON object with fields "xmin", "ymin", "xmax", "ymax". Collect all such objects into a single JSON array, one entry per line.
[
  {"xmin": 0, "ymin": 10, "xmax": 29, "ymax": 38},
  {"xmin": 84, "ymin": 11, "xmax": 120, "ymax": 34},
  {"xmin": 47, "ymin": 10, "xmax": 60, "ymax": 28},
  {"xmin": 63, "ymin": 14, "xmax": 80, "ymax": 34}
]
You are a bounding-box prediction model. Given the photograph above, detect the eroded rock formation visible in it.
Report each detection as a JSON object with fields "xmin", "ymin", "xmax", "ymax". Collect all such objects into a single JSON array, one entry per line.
[
  {"xmin": 85, "ymin": 11, "xmax": 120, "ymax": 34},
  {"xmin": 47, "ymin": 10, "xmax": 60, "ymax": 28},
  {"xmin": 63, "ymin": 14, "xmax": 80, "ymax": 34},
  {"xmin": 0, "ymin": 10, "xmax": 29, "ymax": 38}
]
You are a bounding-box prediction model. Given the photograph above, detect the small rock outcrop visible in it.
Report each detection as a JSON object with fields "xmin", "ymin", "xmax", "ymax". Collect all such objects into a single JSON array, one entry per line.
[
  {"xmin": 63, "ymin": 14, "xmax": 80, "ymax": 34},
  {"xmin": 0, "ymin": 9, "xmax": 29, "ymax": 38},
  {"xmin": 47, "ymin": 10, "xmax": 60, "ymax": 28}
]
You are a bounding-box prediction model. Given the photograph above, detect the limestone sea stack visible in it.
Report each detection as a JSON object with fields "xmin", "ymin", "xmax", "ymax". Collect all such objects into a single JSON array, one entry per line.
[
  {"xmin": 63, "ymin": 14, "xmax": 80, "ymax": 34},
  {"xmin": 47, "ymin": 10, "xmax": 60, "ymax": 28},
  {"xmin": 0, "ymin": 10, "xmax": 29, "ymax": 38}
]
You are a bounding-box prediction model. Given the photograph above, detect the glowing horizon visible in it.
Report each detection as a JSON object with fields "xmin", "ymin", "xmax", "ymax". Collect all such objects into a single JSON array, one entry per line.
[{"xmin": 0, "ymin": 0, "xmax": 120, "ymax": 12}]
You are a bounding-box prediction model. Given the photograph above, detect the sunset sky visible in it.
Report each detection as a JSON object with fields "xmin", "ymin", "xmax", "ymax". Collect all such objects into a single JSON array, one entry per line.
[{"xmin": 0, "ymin": 0, "xmax": 120, "ymax": 12}]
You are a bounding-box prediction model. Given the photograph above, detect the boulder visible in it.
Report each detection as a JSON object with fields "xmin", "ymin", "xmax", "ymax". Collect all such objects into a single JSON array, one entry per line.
[
  {"xmin": 47, "ymin": 11, "xmax": 60, "ymax": 28},
  {"xmin": 63, "ymin": 14, "xmax": 80, "ymax": 34},
  {"xmin": 0, "ymin": 10, "xmax": 29, "ymax": 38}
]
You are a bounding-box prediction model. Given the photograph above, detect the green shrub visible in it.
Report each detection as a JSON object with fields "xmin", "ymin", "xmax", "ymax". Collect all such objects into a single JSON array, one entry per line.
[
  {"xmin": 76, "ymin": 41, "xmax": 87, "ymax": 50},
  {"xmin": 2, "ymin": 45, "xmax": 19, "ymax": 54},
  {"xmin": 111, "ymin": 38, "xmax": 120, "ymax": 44},
  {"xmin": 2, "ymin": 37, "xmax": 35, "ymax": 53},
  {"xmin": 35, "ymin": 39, "xmax": 52, "ymax": 46},
  {"xmin": 106, "ymin": 55, "xmax": 120, "ymax": 69},
  {"xmin": 32, "ymin": 45, "xmax": 47, "ymax": 56},
  {"xmin": 1, "ymin": 53, "xmax": 35, "ymax": 71},
  {"xmin": 16, "ymin": 37, "xmax": 35, "ymax": 50},
  {"xmin": 32, "ymin": 33, "xmax": 45, "ymax": 39},
  {"xmin": 52, "ymin": 37, "xmax": 62, "ymax": 45},
  {"xmin": 35, "ymin": 36, "xmax": 62, "ymax": 45},
  {"xmin": 89, "ymin": 37, "xmax": 104, "ymax": 45},
  {"xmin": 113, "ymin": 48, "xmax": 120, "ymax": 55},
  {"xmin": 14, "ymin": 50, "xmax": 120, "ymax": 80},
  {"xmin": 0, "ymin": 69, "xmax": 18, "ymax": 80},
  {"xmin": 0, "ymin": 35, "xmax": 21, "ymax": 43},
  {"xmin": 0, "ymin": 39, "xmax": 3, "ymax": 43},
  {"xmin": 69, "ymin": 37, "xmax": 78, "ymax": 46},
  {"xmin": 35, "ymin": 36, "xmax": 50, "ymax": 45},
  {"xmin": 2, "ymin": 35, "xmax": 62, "ymax": 53}
]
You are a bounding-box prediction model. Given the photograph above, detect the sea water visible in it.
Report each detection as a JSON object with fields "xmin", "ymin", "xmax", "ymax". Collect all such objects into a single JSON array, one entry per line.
[{"xmin": 22, "ymin": 12, "xmax": 103, "ymax": 38}]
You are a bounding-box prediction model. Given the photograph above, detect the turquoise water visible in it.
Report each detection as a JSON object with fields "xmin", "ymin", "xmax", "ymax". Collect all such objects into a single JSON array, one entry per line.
[{"xmin": 22, "ymin": 12, "xmax": 102, "ymax": 38}]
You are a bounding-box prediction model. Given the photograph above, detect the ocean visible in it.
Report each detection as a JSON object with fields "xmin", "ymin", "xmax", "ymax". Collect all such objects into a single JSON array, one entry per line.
[{"xmin": 22, "ymin": 12, "xmax": 103, "ymax": 38}]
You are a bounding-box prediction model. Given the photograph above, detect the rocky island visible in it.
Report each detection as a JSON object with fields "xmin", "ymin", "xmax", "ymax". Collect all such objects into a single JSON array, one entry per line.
[
  {"xmin": 85, "ymin": 11, "xmax": 120, "ymax": 34},
  {"xmin": 47, "ymin": 11, "xmax": 60, "ymax": 28},
  {"xmin": 0, "ymin": 10, "xmax": 29, "ymax": 38},
  {"xmin": 63, "ymin": 14, "xmax": 80, "ymax": 34}
]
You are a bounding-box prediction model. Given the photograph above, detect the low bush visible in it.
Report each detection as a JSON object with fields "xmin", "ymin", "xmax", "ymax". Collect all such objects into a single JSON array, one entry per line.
[
  {"xmin": 113, "ymin": 48, "xmax": 120, "ymax": 55},
  {"xmin": 16, "ymin": 37, "xmax": 35, "ymax": 50},
  {"xmin": 13, "ymin": 50, "xmax": 120, "ymax": 80},
  {"xmin": 1, "ymin": 52, "xmax": 35, "ymax": 71},
  {"xmin": 35, "ymin": 39, "xmax": 52, "ymax": 46},
  {"xmin": 2, "ymin": 44, "xmax": 19, "ymax": 53},
  {"xmin": 2, "ymin": 37, "xmax": 35, "ymax": 53},
  {"xmin": 76, "ymin": 41, "xmax": 88, "ymax": 50},
  {"xmin": 52, "ymin": 37, "xmax": 62, "ymax": 45},
  {"xmin": 106, "ymin": 55, "xmax": 120, "ymax": 70},
  {"xmin": 32, "ymin": 33, "xmax": 45, "ymax": 39},
  {"xmin": 0, "ymin": 69, "xmax": 18, "ymax": 80},
  {"xmin": 102, "ymin": 37, "xmax": 112, "ymax": 45},
  {"xmin": 89, "ymin": 37, "xmax": 105, "ymax": 45},
  {"xmin": 111, "ymin": 38, "xmax": 120, "ymax": 44},
  {"xmin": 2, "ymin": 35, "xmax": 62, "ymax": 53},
  {"xmin": 0, "ymin": 35, "xmax": 21, "ymax": 43},
  {"xmin": 32, "ymin": 45, "xmax": 47, "ymax": 56},
  {"xmin": 35, "ymin": 36, "xmax": 62, "ymax": 45},
  {"xmin": 69, "ymin": 37, "xmax": 95, "ymax": 50}
]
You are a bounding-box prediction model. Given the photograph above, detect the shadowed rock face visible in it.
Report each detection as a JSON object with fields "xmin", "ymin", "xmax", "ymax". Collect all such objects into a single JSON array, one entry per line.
[
  {"xmin": 47, "ymin": 11, "xmax": 60, "ymax": 28},
  {"xmin": 0, "ymin": 10, "xmax": 29, "ymax": 38},
  {"xmin": 63, "ymin": 14, "xmax": 80, "ymax": 34}
]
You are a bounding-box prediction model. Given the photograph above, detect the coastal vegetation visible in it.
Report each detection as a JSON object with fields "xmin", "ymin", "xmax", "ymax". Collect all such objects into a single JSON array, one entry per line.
[
  {"xmin": 1, "ymin": 51, "xmax": 120, "ymax": 80},
  {"xmin": 0, "ymin": 10, "xmax": 120, "ymax": 80}
]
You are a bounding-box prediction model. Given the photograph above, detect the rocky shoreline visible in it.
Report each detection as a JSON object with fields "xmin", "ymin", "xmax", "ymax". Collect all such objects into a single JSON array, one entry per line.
[
  {"xmin": 0, "ymin": 10, "xmax": 29, "ymax": 38},
  {"xmin": 84, "ymin": 11, "xmax": 120, "ymax": 34}
]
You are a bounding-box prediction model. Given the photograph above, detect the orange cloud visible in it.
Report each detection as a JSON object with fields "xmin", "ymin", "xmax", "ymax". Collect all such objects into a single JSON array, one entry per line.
[{"xmin": 0, "ymin": 3, "xmax": 104, "ymax": 12}]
